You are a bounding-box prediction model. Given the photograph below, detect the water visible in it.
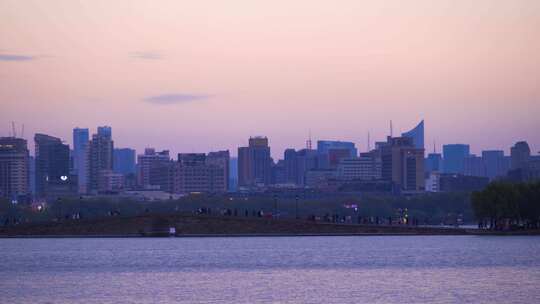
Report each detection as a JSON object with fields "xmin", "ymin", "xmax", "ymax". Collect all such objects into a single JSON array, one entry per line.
[{"xmin": 1, "ymin": 236, "xmax": 540, "ymax": 304}]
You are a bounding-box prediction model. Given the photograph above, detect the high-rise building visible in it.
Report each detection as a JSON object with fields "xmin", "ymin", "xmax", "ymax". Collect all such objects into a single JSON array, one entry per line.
[
  {"xmin": 464, "ymin": 155, "xmax": 486, "ymax": 177},
  {"xmin": 482, "ymin": 150, "xmax": 509, "ymax": 180},
  {"xmin": 284, "ymin": 149, "xmax": 298, "ymax": 184},
  {"xmin": 0, "ymin": 137, "xmax": 29, "ymax": 200},
  {"xmin": 401, "ymin": 120, "xmax": 424, "ymax": 150},
  {"xmin": 207, "ymin": 150, "xmax": 230, "ymax": 191},
  {"xmin": 237, "ymin": 136, "xmax": 272, "ymax": 187},
  {"xmin": 336, "ymin": 155, "xmax": 382, "ymax": 181},
  {"xmin": 425, "ymin": 153, "xmax": 443, "ymax": 173},
  {"xmin": 317, "ymin": 140, "xmax": 357, "ymax": 169},
  {"xmin": 380, "ymin": 136, "xmax": 425, "ymax": 191},
  {"xmin": 174, "ymin": 152, "xmax": 229, "ymax": 193},
  {"xmin": 510, "ymin": 141, "xmax": 531, "ymax": 170},
  {"xmin": 137, "ymin": 148, "xmax": 171, "ymax": 190},
  {"xmin": 113, "ymin": 148, "xmax": 136, "ymax": 175},
  {"xmin": 88, "ymin": 127, "xmax": 114, "ymax": 193},
  {"xmin": 34, "ymin": 134, "xmax": 70, "ymax": 198},
  {"xmin": 229, "ymin": 157, "xmax": 238, "ymax": 192},
  {"xmin": 295, "ymin": 149, "xmax": 319, "ymax": 186},
  {"xmin": 443, "ymin": 144, "xmax": 470, "ymax": 174},
  {"xmin": 73, "ymin": 128, "xmax": 89, "ymax": 194}
]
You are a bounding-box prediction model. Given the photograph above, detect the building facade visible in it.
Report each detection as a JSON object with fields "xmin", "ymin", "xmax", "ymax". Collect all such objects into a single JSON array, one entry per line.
[
  {"xmin": 73, "ymin": 128, "xmax": 89, "ymax": 194},
  {"xmin": 34, "ymin": 133, "xmax": 70, "ymax": 198},
  {"xmin": 0, "ymin": 137, "xmax": 29, "ymax": 200},
  {"xmin": 237, "ymin": 137, "xmax": 272, "ymax": 187},
  {"xmin": 443, "ymin": 144, "xmax": 470, "ymax": 174},
  {"xmin": 88, "ymin": 127, "xmax": 114, "ymax": 193},
  {"xmin": 380, "ymin": 136, "xmax": 425, "ymax": 191}
]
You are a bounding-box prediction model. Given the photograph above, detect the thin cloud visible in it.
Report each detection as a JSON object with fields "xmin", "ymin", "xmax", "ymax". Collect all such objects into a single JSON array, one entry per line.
[
  {"xmin": 131, "ymin": 51, "xmax": 163, "ymax": 60},
  {"xmin": 143, "ymin": 93, "xmax": 211, "ymax": 105},
  {"xmin": 0, "ymin": 54, "xmax": 35, "ymax": 61}
]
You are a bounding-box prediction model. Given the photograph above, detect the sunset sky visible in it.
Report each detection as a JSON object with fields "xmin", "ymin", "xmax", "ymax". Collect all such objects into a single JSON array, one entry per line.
[{"xmin": 1, "ymin": 0, "xmax": 539, "ymax": 158}]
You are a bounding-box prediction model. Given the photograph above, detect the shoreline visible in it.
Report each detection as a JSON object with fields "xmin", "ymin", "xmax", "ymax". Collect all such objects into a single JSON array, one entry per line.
[{"xmin": 2, "ymin": 214, "xmax": 539, "ymax": 238}]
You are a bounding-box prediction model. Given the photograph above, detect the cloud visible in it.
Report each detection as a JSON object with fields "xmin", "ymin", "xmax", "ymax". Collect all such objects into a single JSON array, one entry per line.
[
  {"xmin": 0, "ymin": 54, "xmax": 35, "ymax": 61},
  {"xmin": 131, "ymin": 51, "xmax": 163, "ymax": 60},
  {"xmin": 143, "ymin": 93, "xmax": 211, "ymax": 105}
]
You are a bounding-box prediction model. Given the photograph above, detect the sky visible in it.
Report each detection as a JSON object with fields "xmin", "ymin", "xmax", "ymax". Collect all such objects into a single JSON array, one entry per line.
[{"xmin": 1, "ymin": 0, "xmax": 539, "ymax": 158}]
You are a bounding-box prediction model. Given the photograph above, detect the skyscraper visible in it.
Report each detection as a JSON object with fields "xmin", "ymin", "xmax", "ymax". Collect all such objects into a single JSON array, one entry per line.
[
  {"xmin": 401, "ymin": 120, "xmax": 424, "ymax": 150},
  {"xmin": 510, "ymin": 141, "xmax": 531, "ymax": 170},
  {"xmin": 380, "ymin": 136, "xmax": 425, "ymax": 191},
  {"xmin": 207, "ymin": 150, "xmax": 230, "ymax": 191},
  {"xmin": 113, "ymin": 148, "xmax": 136, "ymax": 175},
  {"xmin": 482, "ymin": 150, "xmax": 508, "ymax": 180},
  {"xmin": 0, "ymin": 137, "xmax": 29, "ymax": 200},
  {"xmin": 443, "ymin": 144, "xmax": 470, "ymax": 174},
  {"xmin": 73, "ymin": 128, "xmax": 89, "ymax": 194},
  {"xmin": 34, "ymin": 133, "xmax": 70, "ymax": 198},
  {"xmin": 88, "ymin": 127, "xmax": 114, "ymax": 193},
  {"xmin": 425, "ymin": 153, "xmax": 443, "ymax": 173},
  {"xmin": 317, "ymin": 140, "xmax": 357, "ymax": 169},
  {"xmin": 237, "ymin": 136, "xmax": 272, "ymax": 187},
  {"xmin": 137, "ymin": 148, "xmax": 171, "ymax": 190}
]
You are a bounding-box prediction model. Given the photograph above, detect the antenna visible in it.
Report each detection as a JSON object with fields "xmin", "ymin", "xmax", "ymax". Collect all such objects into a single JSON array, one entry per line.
[
  {"xmin": 390, "ymin": 120, "xmax": 393, "ymax": 137},
  {"xmin": 21, "ymin": 124, "xmax": 25, "ymax": 139},
  {"xmin": 433, "ymin": 140, "xmax": 436, "ymax": 153},
  {"xmin": 367, "ymin": 131, "xmax": 371, "ymax": 151},
  {"xmin": 11, "ymin": 121, "xmax": 16, "ymax": 138},
  {"xmin": 306, "ymin": 130, "xmax": 312, "ymax": 150}
]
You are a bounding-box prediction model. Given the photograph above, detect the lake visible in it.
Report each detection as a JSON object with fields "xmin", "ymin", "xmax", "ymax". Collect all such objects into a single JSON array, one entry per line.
[{"xmin": 1, "ymin": 236, "xmax": 540, "ymax": 303}]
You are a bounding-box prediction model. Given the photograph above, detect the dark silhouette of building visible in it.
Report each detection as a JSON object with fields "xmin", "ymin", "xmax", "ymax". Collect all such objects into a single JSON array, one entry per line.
[
  {"xmin": 511, "ymin": 141, "xmax": 531, "ymax": 170},
  {"xmin": 34, "ymin": 133, "xmax": 70, "ymax": 198},
  {"xmin": 0, "ymin": 137, "xmax": 29, "ymax": 200},
  {"xmin": 443, "ymin": 144, "xmax": 470, "ymax": 174},
  {"xmin": 401, "ymin": 120, "xmax": 424, "ymax": 150},
  {"xmin": 114, "ymin": 148, "xmax": 136, "ymax": 175},
  {"xmin": 380, "ymin": 136, "xmax": 425, "ymax": 192},
  {"xmin": 72, "ymin": 127, "xmax": 89, "ymax": 194},
  {"xmin": 425, "ymin": 153, "xmax": 442, "ymax": 173},
  {"xmin": 238, "ymin": 136, "xmax": 272, "ymax": 187}
]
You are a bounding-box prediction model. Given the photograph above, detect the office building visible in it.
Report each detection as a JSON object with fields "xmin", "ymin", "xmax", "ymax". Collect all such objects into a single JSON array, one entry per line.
[
  {"xmin": 425, "ymin": 153, "xmax": 443, "ymax": 173},
  {"xmin": 443, "ymin": 144, "xmax": 470, "ymax": 174},
  {"xmin": 238, "ymin": 136, "xmax": 272, "ymax": 187},
  {"xmin": 317, "ymin": 140, "xmax": 357, "ymax": 169},
  {"xmin": 336, "ymin": 155, "xmax": 382, "ymax": 181},
  {"xmin": 380, "ymin": 136, "xmax": 425, "ymax": 191},
  {"xmin": 207, "ymin": 150, "xmax": 230, "ymax": 191},
  {"xmin": 73, "ymin": 128, "xmax": 89, "ymax": 194},
  {"xmin": 0, "ymin": 137, "xmax": 29, "ymax": 199},
  {"xmin": 88, "ymin": 127, "xmax": 114, "ymax": 193},
  {"xmin": 174, "ymin": 152, "xmax": 229, "ymax": 193},
  {"xmin": 34, "ymin": 133, "xmax": 70, "ymax": 198},
  {"xmin": 137, "ymin": 148, "xmax": 171, "ymax": 190},
  {"xmin": 510, "ymin": 141, "xmax": 531, "ymax": 170},
  {"xmin": 482, "ymin": 150, "xmax": 509, "ymax": 180},
  {"xmin": 401, "ymin": 120, "xmax": 424, "ymax": 150},
  {"xmin": 464, "ymin": 155, "xmax": 486, "ymax": 177},
  {"xmin": 114, "ymin": 148, "xmax": 136, "ymax": 175}
]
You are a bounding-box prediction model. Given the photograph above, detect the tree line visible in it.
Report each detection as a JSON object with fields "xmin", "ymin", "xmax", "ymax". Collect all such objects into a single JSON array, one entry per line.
[{"xmin": 472, "ymin": 181, "xmax": 540, "ymax": 230}]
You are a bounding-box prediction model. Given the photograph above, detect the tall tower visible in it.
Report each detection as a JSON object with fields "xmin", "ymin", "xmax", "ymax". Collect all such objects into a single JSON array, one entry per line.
[{"xmin": 88, "ymin": 127, "xmax": 114, "ymax": 193}]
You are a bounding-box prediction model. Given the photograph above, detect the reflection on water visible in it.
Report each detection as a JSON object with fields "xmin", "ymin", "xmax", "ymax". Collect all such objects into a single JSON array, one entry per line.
[{"xmin": 1, "ymin": 236, "xmax": 540, "ymax": 303}]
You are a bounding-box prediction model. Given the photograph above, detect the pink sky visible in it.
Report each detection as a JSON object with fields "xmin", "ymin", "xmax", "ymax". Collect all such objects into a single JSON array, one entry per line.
[{"xmin": 1, "ymin": 0, "xmax": 539, "ymax": 158}]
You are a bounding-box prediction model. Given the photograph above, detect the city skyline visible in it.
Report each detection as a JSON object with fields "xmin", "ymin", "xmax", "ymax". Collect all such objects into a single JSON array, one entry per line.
[
  {"xmin": 1, "ymin": 1, "xmax": 539, "ymax": 158},
  {"xmin": 0, "ymin": 122, "xmax": 538, "ymax": 160}
]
